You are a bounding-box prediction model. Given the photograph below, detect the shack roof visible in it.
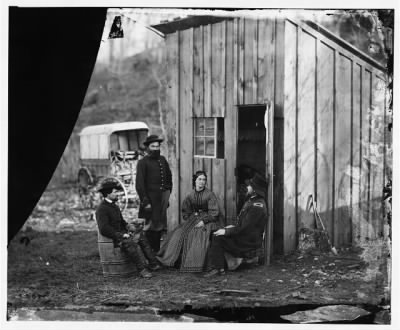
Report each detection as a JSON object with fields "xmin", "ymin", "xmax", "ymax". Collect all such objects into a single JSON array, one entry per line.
[
  {"xmin": 79, "ymin": 122, "xmax": 149, "ymax": 136},
  {"xmin": 151, "ymin": 15, "xmax": 231, "ymax": 35}
]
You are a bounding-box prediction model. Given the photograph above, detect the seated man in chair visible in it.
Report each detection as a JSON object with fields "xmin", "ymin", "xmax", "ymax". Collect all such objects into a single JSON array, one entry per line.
[
  {"xmin": 204, "ymin": 173, "xmax": 268, "ymax": 277},
  {"xmin": 96, "ymin": 181, "xmax": 161, "ymax": 279}
]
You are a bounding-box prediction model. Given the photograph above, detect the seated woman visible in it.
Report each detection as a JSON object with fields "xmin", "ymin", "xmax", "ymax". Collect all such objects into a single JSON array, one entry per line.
[{"xmin": 157, "ymin": 171, "xmax": 220, "ymax": 272}]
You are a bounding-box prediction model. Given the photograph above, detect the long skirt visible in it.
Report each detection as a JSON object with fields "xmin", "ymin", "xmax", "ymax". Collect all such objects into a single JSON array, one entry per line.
[{"xmin": 156, "ymin": 216, "xmax": 219, "ymax": 272}]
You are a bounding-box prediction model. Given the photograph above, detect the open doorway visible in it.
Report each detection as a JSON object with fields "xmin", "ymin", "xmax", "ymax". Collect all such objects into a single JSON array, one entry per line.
[{"xmin": 236, "ymin": 105, "xmax": 266, "ymax": 212}]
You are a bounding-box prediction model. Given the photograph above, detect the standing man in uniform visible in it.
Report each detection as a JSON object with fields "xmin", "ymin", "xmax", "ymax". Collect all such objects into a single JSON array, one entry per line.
[
  {"xmin": 204, "ymin": 173, "xmax": 268, "ymax": 277},
  {"xmin": 136, "ymin": 135, "xmax": 172, "ymax": 253}
]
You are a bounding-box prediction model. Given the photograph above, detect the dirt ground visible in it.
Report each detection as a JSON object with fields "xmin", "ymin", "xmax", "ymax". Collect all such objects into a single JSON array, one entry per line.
[{"xmin": 7, "ymin": 187, "xmax": 391, "ymax": 322}]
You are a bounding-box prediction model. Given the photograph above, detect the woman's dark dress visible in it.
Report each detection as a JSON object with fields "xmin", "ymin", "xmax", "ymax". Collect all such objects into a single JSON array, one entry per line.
[{"xmin": 156, "ymin": 188, "xmax": 220, "ymax": 272}]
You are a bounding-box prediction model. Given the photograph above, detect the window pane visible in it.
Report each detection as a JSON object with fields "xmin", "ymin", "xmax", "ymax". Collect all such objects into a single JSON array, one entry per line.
[
  {"xmin": 127, "ymin": 131, "xmax": 139, "ymax": 150},
  {"xmin": 118, "ymin": 132, "xmax": 129, "ymax": 151},
  {"xmin": 194, "ymin": 118, "xmax": 205, "ymax": 137},
  {"xmin": 204, "ymin": 118, "xmax": 215, "ymax": 137},
  {"xmin": 205, "ymin": 137, "xmax": 215, "ymax": 156},
  {"xmin": 110, "ymin": 133, "xmax": 119, "ymax": 151},
  {"xmin": 127, "ymin": 129, "xmax": 148, "ymax": 150},
  {"xmin": 194, "ymin": 137, "xmax": 204, "ymax": 155}
]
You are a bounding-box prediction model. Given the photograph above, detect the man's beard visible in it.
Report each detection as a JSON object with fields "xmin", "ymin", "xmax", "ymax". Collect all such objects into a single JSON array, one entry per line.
[{"xmin": 149, "ymin": 150, "xmax": 161, "ymax": 158}]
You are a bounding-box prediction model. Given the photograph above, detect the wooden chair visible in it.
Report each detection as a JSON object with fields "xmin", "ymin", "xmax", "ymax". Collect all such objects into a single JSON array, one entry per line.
[{"xmin": 224, "ymin": 230, "xmax": 266, "ymax": 271}]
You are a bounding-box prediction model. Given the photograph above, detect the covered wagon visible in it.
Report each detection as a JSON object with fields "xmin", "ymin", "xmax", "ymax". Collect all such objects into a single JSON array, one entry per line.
[{"xmin": 78, "ymin": 121, "xmax": 149, "ymax": 209}]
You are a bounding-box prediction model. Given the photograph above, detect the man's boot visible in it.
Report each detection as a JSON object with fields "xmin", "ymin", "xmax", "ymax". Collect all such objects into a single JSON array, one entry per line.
[
  {"xmin": 145, "ymin": 230, "xmax": 161, "ymax": 253},
  {"xmin": 120, "ymin": 239, "xmax": 153, "ymax": 277},
  {"xmin": 139, "ymin": 233, "xmax": 162, "ymax": 271}
]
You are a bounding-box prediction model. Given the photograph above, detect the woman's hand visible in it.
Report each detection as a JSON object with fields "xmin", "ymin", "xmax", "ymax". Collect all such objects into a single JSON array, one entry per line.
[{"xmin": 195, "ymin": 220, "xmax": 205, "ymax": 228}]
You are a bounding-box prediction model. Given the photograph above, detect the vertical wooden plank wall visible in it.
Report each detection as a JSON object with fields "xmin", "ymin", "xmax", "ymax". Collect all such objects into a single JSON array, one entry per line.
[
  {"xmin": 360, "ymin": 69, "xmax": 372, "ymax": 240},
  {"xmin": 165, "ymin": 32, "xmax": 180, "ymax": 230},
  {"xmin": 193, "ymin": 26, "xmax": 204, "ymax": 118},
  {"xmin": 225, "ymin": 19, "xmax": 237, "ymax": 225},
  {"xmin": 282, "ymin": 20, "xmax": 297, "ymax": 254},
  {"xmin": 179, "ymin": 28, "xmax": 194, "ymax": 217},
  {"xmin": 269, "ymin": 19, "xmax": 282, "ymax": 254},
  {"xmin": 334, "ymin": 54, "xmax": 352, "ymax": 247},
  {"xmin": 316, "ymin": 42, "xmax": 335, "ymax": 244},
  {"xmin": 204, "ymin": 25, "xmax": 212, "ymax": 118},
  {"xmin": 238, "ymin": 19, "xmax": 245, "ymax": 104},
  {"xmin": 211, "ymin": 22, "xmax": 227, "ymax": 218},
  {"xmin": 297, "ymin": 30, "xmax": 316, "ymax": 230},
  {"xmin": 244, "ymin": 19, "xmax": 257, "ymax": 104},
  {"xmin": 258, "ymin": 19, "xmax": 275, "ymax": 104},
  {"xmin": 370, "ymin": 75, "xmax": 386, "ymax": 238},
  {"xmin": 212, "ymin": 22, "xmax": 226, "ymax": 116},
  {"xmin": 351, "ymin": 64, "xmax": 362, "ymax": 243},
  {"xmin": 282, "ymin": 19, "xmax": 387, "ymax": 249}
]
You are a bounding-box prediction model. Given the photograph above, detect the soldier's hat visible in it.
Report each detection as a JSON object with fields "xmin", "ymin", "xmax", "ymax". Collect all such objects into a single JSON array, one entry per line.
[
  {"xmin": 249, "ymin": 173, "xmax": 268, "ymax": 198},
  {"xmin": 97, "ymin": 180, "xmax": 123, "ymax": 193},
  {"xmin": 143, "ymin": 135, "xmax": 164, "ymax": 146}
]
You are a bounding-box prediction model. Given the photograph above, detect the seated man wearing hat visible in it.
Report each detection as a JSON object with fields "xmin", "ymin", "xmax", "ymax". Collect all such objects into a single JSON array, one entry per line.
[
  {"xmin": 135, "ymin": 135, "xmax": 172, "ymax": 253},
  {"xmin": 96, "ymin": 181, "xmax": 161, "ymax": 279},
  {"xmin": 204, "ymin": 173, "xmax": 268, "ymax": 277}
]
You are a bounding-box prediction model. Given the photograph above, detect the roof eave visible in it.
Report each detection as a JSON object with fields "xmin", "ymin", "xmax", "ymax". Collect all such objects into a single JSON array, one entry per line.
[{"xmin": 151, "ymin": 15, "xmax": 233, "ymax": 35}]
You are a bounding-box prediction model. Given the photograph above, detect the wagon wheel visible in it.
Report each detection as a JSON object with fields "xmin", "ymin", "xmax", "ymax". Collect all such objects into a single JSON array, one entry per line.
[
  {"xmin": 100, "ymin": 176, "xmax": 129, "ymax": 212},
  {"xmin": 78, "ymin": 168, "xmax": 94, "ymax": 209}
]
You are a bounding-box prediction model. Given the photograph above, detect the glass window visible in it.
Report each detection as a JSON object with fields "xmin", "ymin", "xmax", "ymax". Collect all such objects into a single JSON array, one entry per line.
[
  {"xmin": 194, "ymin": 137, "xmax": 205, "ymax": 155},
  {"xmin": 205, "ymin": 137, "xmax": 215, "ymax": 156},
  {"xmin": 205, "ymin": 118, "xmax": 215, "ymax": 137},
  {"xmin": 194, "ymin": 117, "xmax": 224, "ymax": 158}
]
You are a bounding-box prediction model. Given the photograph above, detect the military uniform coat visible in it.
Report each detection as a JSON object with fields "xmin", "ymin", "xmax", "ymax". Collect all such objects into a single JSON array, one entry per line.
[
  {"xmin": 211, "ymin": 195, "xmax": 268, "ymax": 256},
  {"xmin": 135, "ymin": 154, "xmax": 172, "ymax": 231}
]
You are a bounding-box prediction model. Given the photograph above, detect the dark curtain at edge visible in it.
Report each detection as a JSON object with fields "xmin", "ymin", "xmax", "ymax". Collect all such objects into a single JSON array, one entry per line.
[{"xmin": 8, "ymin": 7, "xmax": 107, "ymax": 244}]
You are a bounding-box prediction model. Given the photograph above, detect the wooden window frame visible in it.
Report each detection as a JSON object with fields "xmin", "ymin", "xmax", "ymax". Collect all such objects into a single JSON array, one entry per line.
[{"xmin": 193, "ymin": 117, "xmax": 218, "ymax": 158}]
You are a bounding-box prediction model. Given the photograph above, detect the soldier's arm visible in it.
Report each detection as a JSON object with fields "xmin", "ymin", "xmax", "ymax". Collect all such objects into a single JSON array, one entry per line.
[{"xmin": 225, "ymin": 205, "xmax": 265, "ymax": 236}]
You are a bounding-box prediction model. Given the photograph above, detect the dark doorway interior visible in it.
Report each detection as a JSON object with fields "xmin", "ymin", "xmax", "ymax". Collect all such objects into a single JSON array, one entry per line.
[{"xmin": 237, "ymin": 105, "xmax": 266, "ymax": 212}]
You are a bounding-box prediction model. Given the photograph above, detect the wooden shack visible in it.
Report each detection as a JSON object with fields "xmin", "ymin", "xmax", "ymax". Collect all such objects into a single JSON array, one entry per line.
[{"xmin": 152, "ymin": 15, "xmax": 390, "ymax": 258}]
